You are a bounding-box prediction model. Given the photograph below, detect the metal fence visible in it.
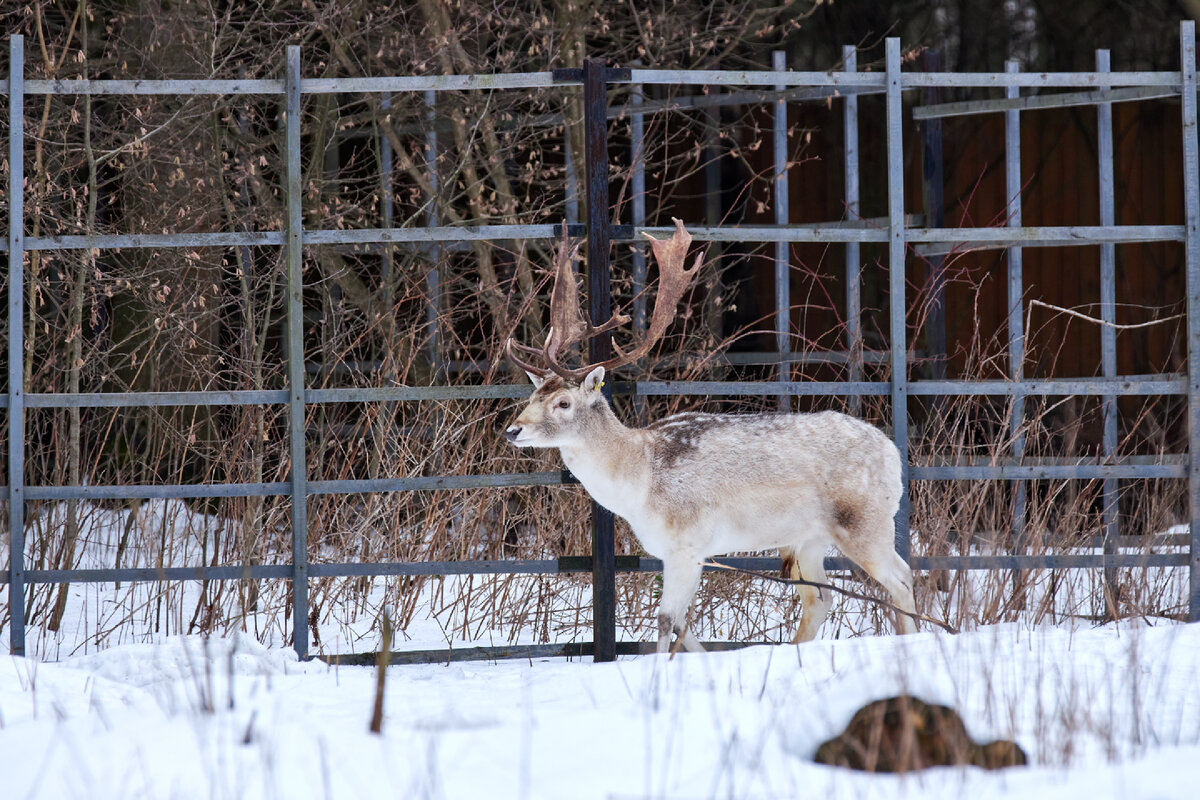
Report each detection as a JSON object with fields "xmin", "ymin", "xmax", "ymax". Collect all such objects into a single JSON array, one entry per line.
[{"xmin": 3, "ymin": 22, "xmax": 1200, "ymax": 664}]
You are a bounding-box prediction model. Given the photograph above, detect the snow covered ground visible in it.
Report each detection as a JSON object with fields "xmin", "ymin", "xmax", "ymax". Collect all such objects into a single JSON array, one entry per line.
[
  {"xmin": 3, "ymin": 499, "xmax": 1200, "ymax": 797},
  {"xmin": 1, "ymin": 622, "xmax": 1199, "ymax": 799}
]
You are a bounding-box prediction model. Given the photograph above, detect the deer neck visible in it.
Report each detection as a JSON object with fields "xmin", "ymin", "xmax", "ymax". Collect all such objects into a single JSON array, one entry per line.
[{"xmin": 558, "ymin": 405, "xmax": 649, "ymax": 519}]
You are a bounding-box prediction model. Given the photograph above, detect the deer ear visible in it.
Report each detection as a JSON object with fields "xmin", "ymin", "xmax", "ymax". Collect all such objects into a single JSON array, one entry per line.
[
  {"xmin": 582, "ymin": 365, "xmax": 606, "ymax": 394},
  {"xmin": 524, "ymin": 370, "xmax": 547, "ymax": 389}
]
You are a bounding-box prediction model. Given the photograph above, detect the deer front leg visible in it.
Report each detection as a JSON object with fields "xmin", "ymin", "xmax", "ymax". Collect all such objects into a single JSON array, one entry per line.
[{"xmin": 656, "ymin": 557, "xmax": 705, "ymax": 654}]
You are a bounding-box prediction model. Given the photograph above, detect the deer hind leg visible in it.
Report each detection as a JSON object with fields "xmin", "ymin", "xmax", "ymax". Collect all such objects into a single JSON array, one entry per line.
[
  {"xmin": 657, "ymin": 558, "xmax": 705, "ymax": 654},
  {"xmin": 838, "ymin": 517, "xmax": 919, "ymax": 635},
  {"xmin": 871, "ymin": 550, "xmax": 919, "ymax": 635},
  {"xmin": 785, "ymin": 540, "xmax": 834, "ymax": 644}
]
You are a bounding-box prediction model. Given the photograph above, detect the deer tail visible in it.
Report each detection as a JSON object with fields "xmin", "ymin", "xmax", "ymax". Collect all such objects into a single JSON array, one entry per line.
[{"xmin": 780, "ymin": 547, "xmax": 800, "ymax": 581}]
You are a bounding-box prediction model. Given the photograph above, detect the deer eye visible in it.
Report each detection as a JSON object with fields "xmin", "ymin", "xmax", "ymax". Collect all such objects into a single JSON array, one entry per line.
[{"xmin": 557, "ymin": 398, "xmax": 571, "ymax": 410}]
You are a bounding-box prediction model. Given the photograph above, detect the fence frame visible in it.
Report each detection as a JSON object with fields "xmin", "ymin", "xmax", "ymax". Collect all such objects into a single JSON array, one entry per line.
[{"xmin": 3, "ymin": 23, "xmax": 1199, "ymax": 663}]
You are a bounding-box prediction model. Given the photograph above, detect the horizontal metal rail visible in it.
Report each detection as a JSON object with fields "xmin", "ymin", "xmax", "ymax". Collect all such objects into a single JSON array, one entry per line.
[
  {"xmin": 907, "ymin": 224, "xmax": 1186, "ymax": 244},
  {"xmin": 634, "ymin": 380, "xmax": 891, "ymax": 397},
  {"xmin": 0, "ymin": 69, "xmax": 1187, "ymax": 97},
  {"xmin": 23, "ymin": 390, "xmax": 291, "ymax": 408},
  {"xmin": 303, "ymin": 74, "xmax": 562, "ymax": 93},
  {"xmin": 330, "ymin": 641, "xmax": 760, "ymax": 665},
  {"xmin": 7, "ymin": 375, "xmax": 1183, "ymax": 411},
  {"xmin": 1, "ymin": 224, "xmax": 588, "ymax": 252},
  {"xmin": 634, "ymin": 376, "xmax": 1186, "ymax": 397},
  {"xmin": 20, "ymin": 78, "xmax": 286, "ymax": 95},
  {"xmin": 306, "ymin": 385, "xmax": 531, "ymax": 403},
  {"xmin": 1, "ymin": 454, "xmax": 1185, "ymax": 502},
  {"xmin": 9, "ymin": 471, "xmax": 569, "ymax": 501},
  {"xmin": 910, "ymin": 462, "xmax": 1187, "ymax": 480},
  {"xmin": 905, "ymin": 377, "xmax": 1187, "ymax": 395},
  {"xmin": 11, "ymin": 73, "xmax": 562, "ymax": 95},
  {"xmin": 18, "ymin": 231, "xmax": 288, "ymax": 250},
  {"xmin": 19, "ymin": 482, "xmax": 292, "ymax": 500},
  {"xmin": 4, "ymin": 374, "xmax": 1183, "ymax": 412},
  {"xmin": 11, "ymin": 385, "xmax": 529, "ymax": 408},
  {"xmin": 914, "ymin": 85, "xmax": 1181, "ymax": 120},
  {"xmin": 912, "ymin": 226, "xmax": 1187, "ymax": 257},
  {"xmin": 4, "ymin": 550, "xmax": 1185, "ymax": 586},
  {"xmin": 626, "ymin": 69, "xmax": 1185, "ymax": 89},
  {"xmin": 899, "ymin": 71, "xmax": 1183, "ymax": 88},
  {"xmin": 9, "ymin": 565, "xmax": 296, "ymax": 583},
  {"xmin": 2, "ymin": 223, "xmax": 1184, "ymax": 254}
]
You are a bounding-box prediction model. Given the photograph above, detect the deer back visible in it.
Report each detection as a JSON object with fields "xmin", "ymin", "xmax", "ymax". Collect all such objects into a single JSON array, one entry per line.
[{"xmin": 639, "ymin": 409, "xmax": 902, "ymax": 530}]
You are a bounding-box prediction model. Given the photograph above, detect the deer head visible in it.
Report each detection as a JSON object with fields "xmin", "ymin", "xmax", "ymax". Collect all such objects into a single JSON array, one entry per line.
[
  {"xmin": 505, "ymin": 217, "xmax": 704, "ymax": 385},
  {"xmin": 504, "ymin": 218, "xmax": 704, "ymax": 449}
]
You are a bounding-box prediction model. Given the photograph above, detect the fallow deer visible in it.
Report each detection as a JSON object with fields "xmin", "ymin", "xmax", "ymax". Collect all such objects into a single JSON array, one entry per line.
[{"xmin": 504, "ymin": 219, "xmax": 917, "ymax": 653}]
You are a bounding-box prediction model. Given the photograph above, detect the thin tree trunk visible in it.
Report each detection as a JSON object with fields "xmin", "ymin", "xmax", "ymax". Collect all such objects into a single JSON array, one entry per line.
[{"xmin": 49, "ymin": 4, "xmax": 95, "ymax": 631}]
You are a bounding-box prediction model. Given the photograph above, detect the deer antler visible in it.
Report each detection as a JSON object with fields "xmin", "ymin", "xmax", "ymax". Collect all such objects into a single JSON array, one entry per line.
[
  {"xmin": 506, "ymin": 218, "xmax": 703, "ymax": 382},
  {"xmin": 607, "ymin": 218, "xmax": 704, "ymax": 368}
]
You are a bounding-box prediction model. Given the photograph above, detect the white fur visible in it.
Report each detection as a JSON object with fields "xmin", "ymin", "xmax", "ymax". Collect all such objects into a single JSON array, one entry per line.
[{"xmin": 506, "ymin": 366, "xmax": 917, "ymax": 653}]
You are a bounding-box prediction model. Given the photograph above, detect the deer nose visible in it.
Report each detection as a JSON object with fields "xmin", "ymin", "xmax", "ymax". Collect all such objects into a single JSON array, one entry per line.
[{"xmin": 505, "ymin": 426, "xmax": 522, "ymax": 443}]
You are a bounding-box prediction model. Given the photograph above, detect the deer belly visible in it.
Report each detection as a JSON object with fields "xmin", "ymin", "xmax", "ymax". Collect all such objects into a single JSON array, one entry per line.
[
  {"xmin": 624, "ymin": 510, "xmax": 816, "ymax": 562},
  {"xmin": 706, "ymin": 521, "xmax": 805, "ymax": 555},
  {"xmin": 705, "ymin": 495, "xmax": 830, "ymax": 554}
]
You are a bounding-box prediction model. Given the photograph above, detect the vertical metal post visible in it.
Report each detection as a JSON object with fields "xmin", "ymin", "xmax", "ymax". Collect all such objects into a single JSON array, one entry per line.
[
  {"xmin": 1178, "ymin": 20, "xmax": 1200, "ymax": 623},
  {"xmin": 773, "ymin": 50, "xmax": 790, "ymax": 409},
  {"xmin": 630, "ymin": 71, "xmax": 648, "ymax": 421},
  {"xmin": 1006, "ymin": 60, "xmax": 1029, "ymax": 597},
  {"xmin": 424, "ymin": 89, "xmax": 441, "ymax": 377},
  {"xmin": 284, "ymin": 46, "xmax": 309, "ymax": 659},
  {"xmin": 920, "ymin": 51, "xmax": 947, "ymax": 395},
  {"xmin": 1096, "ymin": 49, "xmax": 1120, "ymax": 616},
  {"xmin": 703, "ymin": 109, "xmax": 722, "ymax": 229},
  {"xmin": 7, "ymin": 35, "xmax": 26, "ymax": 656},
  {"xmin": 843, "ymin": 45, "xmax": 862, "ymax": 415},
  {"xmin": 630, "ymin": 73, "xmax": 647, "ymax": 339},
  {"xmin": 375, "ymin": 91, "xmax": 403, "ymax": 483},
  {"xmin": 564, "ymin": 109, "xmax": 583, "ymax": 293},
  {"xmin": 564, "ymin": 117, "xmax": 580, "ymax": 227},
  {"xmin": 702, "ymin": 93, "xmax": 723, "ymax": 377},
  {"xmin": 583, "ymin": 57, "xmax": 617, "ymax": 662},
  {"xmin": 885, "ymin": 38, "xmax": 910, "ymax": 560},
  {"xmin": 236, "ymin": 69, "xmax": 255, "ymax": 278},
  {"xmin": 919, "ymin": 50, "xmax": 948, "ymax": 592}
]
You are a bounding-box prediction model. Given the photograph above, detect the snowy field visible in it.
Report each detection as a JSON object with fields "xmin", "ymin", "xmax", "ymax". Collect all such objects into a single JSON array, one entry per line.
[
  {"xmin": 1, "ymin": 622, "xmax": 1199, "ymax": 799},
  {"xmin": 3, "ymin": 500, "xmax": 1200, "ymax": 798}
]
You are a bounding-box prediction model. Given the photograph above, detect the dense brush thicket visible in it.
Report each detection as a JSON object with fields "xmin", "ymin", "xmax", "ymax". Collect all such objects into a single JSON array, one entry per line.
[{"xmin": 1, "ymin": 1, "xmax": 1191, "ymax": 648}]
